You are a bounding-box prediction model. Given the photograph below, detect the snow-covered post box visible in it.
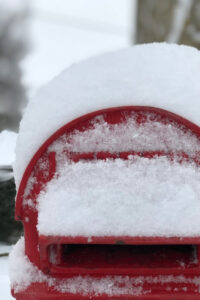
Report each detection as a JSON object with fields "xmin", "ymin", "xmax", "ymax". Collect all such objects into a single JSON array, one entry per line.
[{"xmin": 10, "ymin": 44, "xmax": 200, "ymax": 299}]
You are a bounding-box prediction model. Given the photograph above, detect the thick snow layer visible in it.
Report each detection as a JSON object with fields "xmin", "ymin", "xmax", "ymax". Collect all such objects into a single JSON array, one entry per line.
[
  {"xmin": 9, "ymin": 238, "xmax": 200, "ymax": 296},
  {"xmin": 37, "ymin": 157, "xmax": 200, "ymax": 237},
  {"xmin": 9, "ymin": 238, "xmax": 46, "ymax": 293},
  {"xmin": 0, "ymin": 257, "xmax": 14, "ymax": 300},
  {"xmin": 0, "ymin": 243, "xmax": 13, "ymax": 255},
  {"xmin": 0, "ymin": 131, "xmax": 17, "ymax": 166},
  {"xmin": 14, "ymin": 43, "xmax": 200, "ymax": 188},
  {"xmin": 50, "ymin": 114, "xmax": 200, "ymax": 156},
  {"xmin": 0, "ymin": 244, "xmax": 14, "ymax": 300}
]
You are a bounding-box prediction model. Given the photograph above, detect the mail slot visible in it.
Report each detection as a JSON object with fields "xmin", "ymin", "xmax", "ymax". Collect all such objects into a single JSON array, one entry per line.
[{"xmin": 44, "ymin": 243, "xmax": 198, "ymax": 274}]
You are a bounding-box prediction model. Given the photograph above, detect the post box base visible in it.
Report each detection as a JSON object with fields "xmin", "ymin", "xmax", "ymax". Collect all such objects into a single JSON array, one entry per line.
[{"xmin": 12, "ymin": 281, "xmax": 200, "ymax": 300}]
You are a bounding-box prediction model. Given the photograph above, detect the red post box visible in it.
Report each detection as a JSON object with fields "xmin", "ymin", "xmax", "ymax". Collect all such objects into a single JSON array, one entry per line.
[{"xmin": 11, "ymin": 106, "xmax": 200, "ymax": 299}]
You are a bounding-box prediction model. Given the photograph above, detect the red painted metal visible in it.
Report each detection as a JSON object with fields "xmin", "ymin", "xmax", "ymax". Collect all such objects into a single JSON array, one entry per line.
[
  {"xmin": 13, "ymin": 106, "xmax": 200, "ymax": 299},
  {"xmin": 12, "ymin": 280, "xmax": 200, "ymax": 300},
  {"xmin": 68, "ymin": 150, "xmax": 198, "ymax": 164}
]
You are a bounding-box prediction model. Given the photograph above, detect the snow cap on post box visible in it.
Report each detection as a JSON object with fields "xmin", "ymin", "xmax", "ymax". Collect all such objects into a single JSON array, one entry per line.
[{"xmin": 14, "ymin": 43, "xmax": 200, "ymax": 188}]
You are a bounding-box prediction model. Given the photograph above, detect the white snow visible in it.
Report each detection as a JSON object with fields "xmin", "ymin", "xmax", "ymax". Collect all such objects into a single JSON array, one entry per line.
[
  {"xmin": 9, "ymin": 238, "xmax": 46, "ymax": 293},
  {"xmin": 0, "ymin": 131, "xmax": 17, "ymax": 166},
  {"xmin": 14, "ymin": 43, "xmax": 200, "ymax": 188},
  {"xmin": 49, "ymin": 114, "xmax": 200, "ymax": 156},
  {"xmin": 0, "ymin": 244, "xmax": 12, "ymax": 255},
  {"xmin": 37, "ymin": 156, "xmax": 200, "ymax": 237},
  {"xmin": 0, "ymin": 244, "xmax": 14, "ymax": 300},
  {"xmin": 9, "ymin": 238, "xmax": 200, "ymax": 295}
]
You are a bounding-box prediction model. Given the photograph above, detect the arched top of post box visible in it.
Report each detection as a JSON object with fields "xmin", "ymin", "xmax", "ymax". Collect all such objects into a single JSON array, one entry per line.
[
  {"xmin": 15, "ymin": 105, "xmax": 200, "ymax": 224},
  {"xmin": 14, "ymin": 44, "xmax": 200, "ymax": 189}
]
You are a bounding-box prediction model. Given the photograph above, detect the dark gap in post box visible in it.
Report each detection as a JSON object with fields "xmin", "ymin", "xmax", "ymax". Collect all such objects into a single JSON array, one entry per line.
[{"xmin": 48, "ymin": 244, "xmax": 198, "ymax": 270}]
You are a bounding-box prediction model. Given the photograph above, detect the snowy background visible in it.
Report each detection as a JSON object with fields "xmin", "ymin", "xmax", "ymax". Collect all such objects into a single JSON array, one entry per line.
[{"xmin": 23, "ymin": 0, "xmax": 133, "ymax": 94}]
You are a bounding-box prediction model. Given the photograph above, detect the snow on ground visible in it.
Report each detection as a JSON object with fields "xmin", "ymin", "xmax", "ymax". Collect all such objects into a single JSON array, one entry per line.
[
  {"xmin": 0, "ymin": 244, "xmax": 14, "ymax": 300},
  {"xmin": 0, "ymin": 131, "xmax": 17, "ymax": 166},
  {"xmin": 0, "ymin": 130, "xmax": 17, "ymax": 182}
]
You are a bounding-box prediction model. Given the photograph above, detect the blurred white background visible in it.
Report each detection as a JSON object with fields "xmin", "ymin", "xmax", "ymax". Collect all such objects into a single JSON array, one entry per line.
[
  {"xmin": 23, "ymin": 0, "xmax": 134, "ymax": 93},
  {"xmin": 1, "ymin": 0, "xmax": 200, "ymax": 298}
]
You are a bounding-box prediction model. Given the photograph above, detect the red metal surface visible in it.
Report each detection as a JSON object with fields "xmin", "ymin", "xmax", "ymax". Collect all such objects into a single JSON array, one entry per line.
[
  {"xmin": 14, "ymin": 106, "xmax": 200, "ymax": 299},
  {"xmin": 68, "ymin": 150, "xmax": 199, "ymax": 165},
  {"xmin": 39, "ymin": 235, "xmax": 200, "ymax": 246},
  {"xmin": 12, "ymin": 280, "xmax": 200, "ymax": 300}
]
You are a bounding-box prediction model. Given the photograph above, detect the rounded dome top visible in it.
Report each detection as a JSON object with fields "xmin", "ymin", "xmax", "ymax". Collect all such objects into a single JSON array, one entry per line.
[{"xmin": 14, "ymin": 43, "xmax": 200, "ymax": 188}]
